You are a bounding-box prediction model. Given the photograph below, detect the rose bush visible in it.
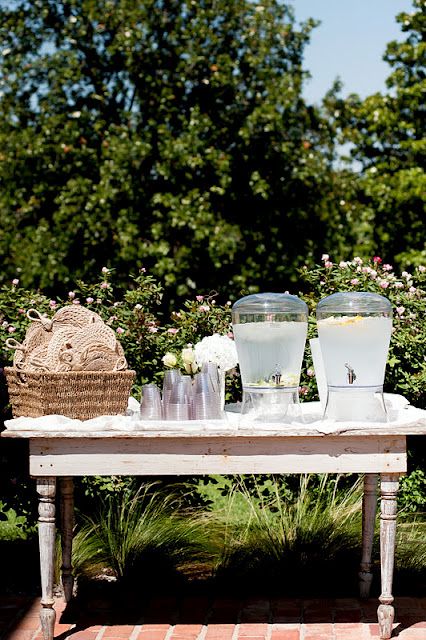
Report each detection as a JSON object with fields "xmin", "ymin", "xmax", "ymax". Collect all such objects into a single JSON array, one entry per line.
[{"xmin": 1, "ymin": 258, "xmax": 425, "ymax": 512}]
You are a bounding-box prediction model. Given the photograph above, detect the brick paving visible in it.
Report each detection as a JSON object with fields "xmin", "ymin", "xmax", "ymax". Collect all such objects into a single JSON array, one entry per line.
[{"xmin": 1, "ymin": 595, "xmax": 426, "ymax": 640}]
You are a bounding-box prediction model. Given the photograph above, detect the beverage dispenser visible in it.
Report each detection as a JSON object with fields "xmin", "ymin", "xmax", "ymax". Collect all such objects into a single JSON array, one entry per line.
[
  {"xmin": 232, "ymin": 293, "xmax": 308, "ymax": 421},
  {"xmin": 316, "ymin": 292, "xmax": 393, "ymax": 421}
]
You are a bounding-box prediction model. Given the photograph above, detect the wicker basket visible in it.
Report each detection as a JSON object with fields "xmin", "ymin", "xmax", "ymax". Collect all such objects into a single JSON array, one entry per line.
[{"xmin": 5, "ymin": 368, "xmax": 135, "ymax": 420}]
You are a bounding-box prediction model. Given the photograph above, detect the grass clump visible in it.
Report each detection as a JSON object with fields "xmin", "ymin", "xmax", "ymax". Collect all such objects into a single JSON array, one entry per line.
[
  {"xmin": 201, "ymin": 474, "xmax": 364, "ymax": 594},
  {"xmin": 72, "ymin": 482, "xmax": 210, "ymax": 584}
]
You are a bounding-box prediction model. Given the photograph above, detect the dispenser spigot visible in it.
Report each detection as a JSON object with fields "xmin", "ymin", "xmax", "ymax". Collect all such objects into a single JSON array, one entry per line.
[{"xmin": 345, "ymin": 363, "xmax": 357, "ymax": 384}]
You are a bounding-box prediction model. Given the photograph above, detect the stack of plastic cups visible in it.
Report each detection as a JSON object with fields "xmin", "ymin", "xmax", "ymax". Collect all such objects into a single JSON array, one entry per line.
[
  {"xmin": 164, "ymin": 379, "xmax": 192, "ymax": 420},
  {"xmin": 162, "ymin": 370, "xmax": 182, "ymax": 406},
  {"xmin": 193, "ymin": 371, "xmax": 222, "ymax": 419},
  {"xmin": 140, "ymin": 384, "xmax": 163, "ymax": 420},
  {"xmin": 201, "ymin": 362, "xmax": 220, "ymax": 393}
]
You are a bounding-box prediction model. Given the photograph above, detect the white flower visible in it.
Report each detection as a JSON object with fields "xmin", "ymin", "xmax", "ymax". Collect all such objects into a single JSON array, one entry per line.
[
  {"xmin": 402, "ymin": 271, "xmax": 412, "ymax": 280},
  {"xmin": 162, "ymin": 352, "xmax": 177, "ymax": 368},
  {"xmin": 321, "ymin": 253, "xmax": 329, "ymax": 261},
  {"xmin": 2, "ymin": 48, "xmax": 11, "ymax": 57},
  {"xmin": 69, "ymin": 16, "xmax": 77, "ymax": 23},
  {"xmin": 353, "ymin": 256, "xmax": 363, "ymax": 265},
  {"xmin": 339, "ymin": 261, "xmax": 348, "ymax": 268},
  {"xmin": 418, "ymin": 265, "xmax": 426, "ymax": 273},
  {"xmin": 182, "ymin": 346, "xmax": 195, "ymax": 365},
  {"xmin": 70, "ymin": 111, "xmax": 81, "ymax": 118},
  {"xmin": 194, "ymin": 334, "xmax": 238, "ymax": 372}
]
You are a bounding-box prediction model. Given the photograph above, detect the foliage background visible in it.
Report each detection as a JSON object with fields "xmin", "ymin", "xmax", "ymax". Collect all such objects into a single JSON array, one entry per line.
[{"xmin": 0, "ymin": 0, "xmax": 424, "ymax": 304}]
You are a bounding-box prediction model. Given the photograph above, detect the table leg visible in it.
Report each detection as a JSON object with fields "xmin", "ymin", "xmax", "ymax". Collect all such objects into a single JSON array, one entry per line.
[
  {"xmin": 60, "ymin": 477, "xmax": 74, "ymax": 602},
  {"xmin": 377, "ymin": 473, "xmax": 399, "ymax": 640},
  {"xmin": 37, "ymin": 477, "xmax": 56, "ymax": 640},
  {"xmin": 359, "ymin": 473, "xmax": 378, "ymax": 598}
]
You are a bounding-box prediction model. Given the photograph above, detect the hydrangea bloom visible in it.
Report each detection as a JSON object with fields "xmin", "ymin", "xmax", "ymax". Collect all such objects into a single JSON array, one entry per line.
[{"xmin": 194, "ymin": 333, "xmax": 238, "ymax": 371}]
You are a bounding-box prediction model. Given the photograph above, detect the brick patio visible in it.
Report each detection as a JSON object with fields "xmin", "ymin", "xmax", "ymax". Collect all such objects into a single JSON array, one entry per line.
[{"xmin": 1, "ymin": 595, "xmax": 426, "ymax": 640}]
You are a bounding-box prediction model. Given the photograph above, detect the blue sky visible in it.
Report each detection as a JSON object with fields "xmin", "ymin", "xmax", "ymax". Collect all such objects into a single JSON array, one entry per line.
[{"xmin": 289, "ymin": 0, "xmax": 413, "ymax": 103}]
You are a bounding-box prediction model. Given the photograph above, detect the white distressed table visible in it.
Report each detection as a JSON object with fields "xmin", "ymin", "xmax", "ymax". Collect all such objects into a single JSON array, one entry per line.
[{"xmin": 2, "ymin": 400, "xmax": 426, "ymax": 640}]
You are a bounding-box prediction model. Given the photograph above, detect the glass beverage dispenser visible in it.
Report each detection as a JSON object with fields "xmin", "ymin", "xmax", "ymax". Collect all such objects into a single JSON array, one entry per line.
[
  {"xmin": 316, "ymin": 292, "xmax": 393, "ymax": 421},
  {"xmin": 232, "ymin": 293, "xmax": 308, "ymax": 421}
]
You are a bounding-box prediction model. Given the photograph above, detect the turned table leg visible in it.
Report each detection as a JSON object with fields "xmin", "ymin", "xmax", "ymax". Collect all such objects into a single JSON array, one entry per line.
[
  {"xmin": 377, "ymin": 473, "xmax": 399, "ymax": 640},
  {"xmin": 60, "ymin": 477, "xmax": 74, "ymax": 602},
  {"xmin": 37, "ymin": 477, "xmax": 56, "ymax": 640},
  {"xmin": 359, "ymin": 473, "xmax": 378, "ymax": 598}
]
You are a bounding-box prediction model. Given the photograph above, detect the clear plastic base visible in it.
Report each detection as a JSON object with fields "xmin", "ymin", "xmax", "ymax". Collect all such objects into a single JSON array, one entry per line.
[
  {"xmin": 241, "ymin": 387, "xmax": 301, "ymax": 423},
  {"xmin": 324, "ymin": 386, "xmax": 388, "ymax": 422}
]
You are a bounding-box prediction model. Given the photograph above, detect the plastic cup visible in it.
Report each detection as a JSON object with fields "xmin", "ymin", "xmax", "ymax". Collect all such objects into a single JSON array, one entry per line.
[
  {"xmin": 164, "ymin": 402, "xmax": 191, "ymax": 421},
  {"xmin": 140, "ymin": 384, "xmax": 162, "ymax": 420},
  {"xmin": 201, "ymin": 362, "xmax": 220, "ymax": 392}
]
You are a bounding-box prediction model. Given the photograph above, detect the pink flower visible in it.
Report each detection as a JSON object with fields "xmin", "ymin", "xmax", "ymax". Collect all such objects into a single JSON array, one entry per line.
[
  {"xmin": 8, "ymin": 326, "xmax": 15, "ymax": 333},
  {"xmin": 101, "ymin": 267, "xmax": 109, "ymax": 273},
  {"xmin": 298, "ymin": 386, "xmax": 309, "ymax": 396},
  {"xmin": 68, "ymin": 291, "xmax": 75, "ymax": 299},
  {"xmin": 12, "ymin": 278, "xmax": 19, "ymax": 286},
  {"xmin": 49, "ymin": 300, "xmax": 57, "ymax": 307},
  {"xmin": 351, "ymin": 278, "xmax": 359, "ymax": 285},
  {"xmin": 383, "ymin": 264, "xmax": 393, "ymax": 272},
  {"xmin": 140, "ymin": 267, "xmax": 146, "ymax": 273},
  {"xmin": 339, "ymin": 261, "xmax": 348, "ymax": 268},
  {"xmin": 307, "ymin": 368, "xmax": 314, "ymax": 377},
  {"xmin": 396, "ymin": 306, "xmax": 405, "ymax": 316},
  {"xmin": 18, "ymin": 308, "xmax": 25, "ymax": 314},
  {"xmin": 100, "ymin": 282, "xmax": 109, "ymax": 289},
  {"xmin": 320, "ymin": 280, "xmax": 325, "ymax": 285},
  {"xmin": 321, "ymin": 254, "xmax": 329, "ymax": 261},
  {"xmin": 227, "ymin": 332, "xmax": 234, "ymax": 339},
  {"xmin": 86, "ymin": 297, "xmax": 94, "ymax": 303},
  {"xmin": 116, "ymin": 327, "xmax": 125, "ymax": 334},
  {"xmin": 72, "ymin": 299, "xmax": 81, "ymax": 304},
  {"xmin": 148, "ymin": 326, "xmax": 158, "ymax": 333},
  {"xmin": 353, "ymin": 257, "xmax": 363, "ymax": 265},
  {"xmin": 409, "ymin": 286, "xmax": 417, "ymax": 293},
  {"xmin": 394, "ymin": 282, "xmax": 404, "ymax": 288},
  {"xmin": 167, "ymin": 328, "xmax": 179, "ymax": 334},
  {"xmin": 370, "ymin": 269, "xmax": 377, "ymax": 279},
  {"xmin": 379, "ymin": 281, "xmax": 389, "ymax": 289},
  {"xmin": 196, "ymin": 295, "xmax": 204, "ymax": 302},
  {"xmin": 418, "ymin": 265, "xmax": 426, "ymax": 273},
  {"xmin": 324, "ymin": 261, "xmax": 333, "ymax": 268},
  {"xmin": 373, "ymin": 256, "xmax": 382, "ymax": 264},
  {"xmin": 199, "ymin": 305, "xmax": 210, "ymax": 312}
]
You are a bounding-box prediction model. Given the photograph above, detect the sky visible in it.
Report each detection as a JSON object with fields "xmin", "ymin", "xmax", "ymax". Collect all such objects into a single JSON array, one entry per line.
[{"xmin": 289, "ymin": 0, "xmax": 414, "ymax": 103}]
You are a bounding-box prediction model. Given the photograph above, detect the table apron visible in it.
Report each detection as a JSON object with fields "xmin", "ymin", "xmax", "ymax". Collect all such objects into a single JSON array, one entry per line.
[{"xmin": 29, "ymin": 435, "xmax": 407, "ymax": 476}]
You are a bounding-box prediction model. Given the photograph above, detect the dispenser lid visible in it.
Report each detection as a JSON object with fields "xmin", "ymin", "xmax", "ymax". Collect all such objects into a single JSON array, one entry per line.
[
  {"xmin": 232, "ymin": 292, "xmax": 308, "ymax": 315},
  {"xmin": 316, "ymin": 292, "xmax": 392, "ymax": 316}
]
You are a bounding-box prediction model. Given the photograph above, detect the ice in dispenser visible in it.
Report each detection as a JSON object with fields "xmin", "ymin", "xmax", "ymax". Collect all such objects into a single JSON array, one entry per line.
[
  {"xmin": 316, "ymin": 292, "xmax": 393, "ymax": 421},
  {"xmin": 232, "ymin": 293, "xmax": 308, "ymax": 421}
]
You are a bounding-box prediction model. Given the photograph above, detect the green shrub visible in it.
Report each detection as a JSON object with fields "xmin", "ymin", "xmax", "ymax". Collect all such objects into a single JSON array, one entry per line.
[{"xmin": 72, "ymin": 482, "xmax": 211, "ymax": 581}]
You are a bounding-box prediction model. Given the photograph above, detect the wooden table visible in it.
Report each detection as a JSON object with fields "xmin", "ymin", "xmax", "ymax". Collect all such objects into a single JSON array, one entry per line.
[{"xmin": 3, "ymin": 412, "xmax": 426, "ymax": 640}]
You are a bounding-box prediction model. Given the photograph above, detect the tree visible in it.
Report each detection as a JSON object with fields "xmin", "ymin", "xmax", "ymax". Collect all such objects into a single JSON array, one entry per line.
[
  {"xmin": 334, "ymin": 0, "xmax": 425, "ymax": 268},
  {"xmin": 0, "ymin": 0, "xmax": 342, "ymax": 301}
]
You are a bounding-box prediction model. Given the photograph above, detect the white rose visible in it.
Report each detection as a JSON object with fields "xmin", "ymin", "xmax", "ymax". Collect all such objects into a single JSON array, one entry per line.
[
  {"xmin": 162, "ymin": 352, "xmax": 177, "ymax": 368},
  {"xmin": 181, "ymin": 346, "xmax": 195, "ymax": 365}
]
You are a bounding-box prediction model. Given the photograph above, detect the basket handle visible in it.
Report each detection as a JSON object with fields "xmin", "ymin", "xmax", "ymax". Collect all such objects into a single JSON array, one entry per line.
[
  {"xmin": 26, "ymin": 309, "xmax": 53, "ymax": 331},
  {"xmin": 5, "ymin": 338, "xmax": 26, "ymax": 352},
  {"xmin": 114, "ymin": 357, "xmax": 128, "ymax": 371}
]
